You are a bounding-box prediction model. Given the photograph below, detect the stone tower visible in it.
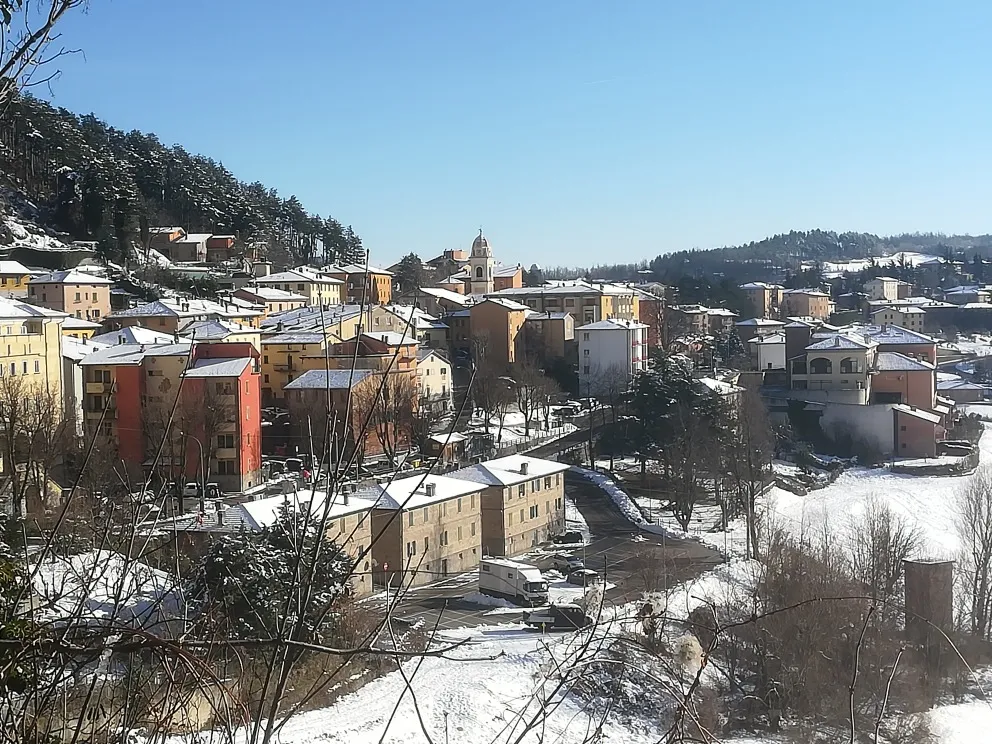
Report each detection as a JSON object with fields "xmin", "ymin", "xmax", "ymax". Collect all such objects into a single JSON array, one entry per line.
[{"xmin": 469, "ymin": 229, "xmax": 495, "ymax": 295}]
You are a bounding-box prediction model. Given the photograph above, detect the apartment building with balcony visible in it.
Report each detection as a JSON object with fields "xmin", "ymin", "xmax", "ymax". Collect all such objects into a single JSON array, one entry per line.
[
  {"xmin": 485, "ymin": 280, "xmax": 639, "ymax": 325},
  {"xmin": 781, "ymin": 323, "xmax": 947, "ymax": 458},
  {"xmin": 576, "ymin": 317, "xmax": 648, "ymax": 391},
  {"xmin": 79, "ymin": 341, "xmax": 262, "ymax": 492},
  {"xmin": 323, "ymin": 263, "xmax": 394, "ymax": 305},
  {"xmin": 28, "ymin": 270, "xmax": 112, "ymax": 321},
  {"xmin": 367, "ymin": 473, "xmax": 487, "ymax": 587},
  {"xmin": 233, "ymin": 286, "xmax": 308, "ymax": 316},
  {"xmin": 448, "ymin": 454, "xmax": 569, "ymax": 558},
  {"xmin": 0, "ymin": 296, "xmax": 66, "ymax": 394},
  {"xmin": 739, "ymin": 282, "xmax": 784, "ymax": 318},
  {"xmin": 254, "ymin": 268, "xmax": 343, "ymax": 306}
]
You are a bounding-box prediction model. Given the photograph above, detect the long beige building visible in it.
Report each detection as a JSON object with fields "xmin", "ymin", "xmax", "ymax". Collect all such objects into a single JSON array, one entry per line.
[
  {"xmin": 366, "ymin": 473, "xmax": 486, "ymax": 588},
  {"xmin": 448, "ymin": 454, "xmax": 569, "ymax": 558}
]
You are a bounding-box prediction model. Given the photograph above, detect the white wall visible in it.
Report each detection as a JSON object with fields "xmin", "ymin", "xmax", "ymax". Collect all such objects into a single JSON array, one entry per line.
[
  {"xmin": 578, "ymin": 324, "xmax": 646, "ymax": 391},
  {"xmin": 756, "ymin": 341, "xmax": 785, "ymax": 370}
]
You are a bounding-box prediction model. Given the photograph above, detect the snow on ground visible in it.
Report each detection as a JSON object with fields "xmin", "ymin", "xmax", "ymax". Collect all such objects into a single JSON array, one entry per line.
[
  {"xmin": 961, "ymin": 403, "xmax": 992, "ymax": 419},
  {"xmin": 947, "ymin": 334, "xmax": 992, "ymax": 357},
  {"xmin": 564, "ymin": 486, "xmax": 591, "ymax": 542},
  {"xmin": 570, "ymin": 465, "xmax": 646, "ymax": 524},
  {"xmin": 929, "ymin": 701, "xmax": 992, "ymax": 743},
  {"xmin": 3, "ymin": 215, "xmax": 75, "ymax": 252}
]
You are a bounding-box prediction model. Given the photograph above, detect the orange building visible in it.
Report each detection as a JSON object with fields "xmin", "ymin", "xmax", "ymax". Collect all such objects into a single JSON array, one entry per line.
[
  {"xmin": 467, "ymin": 298, "xmax": 529, "ymax": 368},
  {"xmin": 324, "ymin": 263, "xmax": 394, "ymax": 305}
]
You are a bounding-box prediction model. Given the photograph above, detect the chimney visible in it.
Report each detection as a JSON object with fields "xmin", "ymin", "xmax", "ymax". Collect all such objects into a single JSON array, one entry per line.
[
  {"xmin": 425, "ymin": 482, "xmax": 436, "ymax": 498},
  {"xmin": 520, "ymin": 461, "xmax": 529, "ymax": 476}
]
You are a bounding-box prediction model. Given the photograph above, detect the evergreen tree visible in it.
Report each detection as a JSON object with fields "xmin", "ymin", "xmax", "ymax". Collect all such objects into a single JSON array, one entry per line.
[
  {"xmin": 187, "ymin": 506, "xmax": 353, "ymax": 640},
  {"xmin": 394, "ymin": 252, "xmax": 428, "ymax": 292}
]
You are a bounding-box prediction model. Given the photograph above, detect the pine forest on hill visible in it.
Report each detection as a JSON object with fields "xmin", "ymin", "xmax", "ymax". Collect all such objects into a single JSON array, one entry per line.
[{"xmin": 0, "ymin": 93, "xmax": 362, "ymax": 267}]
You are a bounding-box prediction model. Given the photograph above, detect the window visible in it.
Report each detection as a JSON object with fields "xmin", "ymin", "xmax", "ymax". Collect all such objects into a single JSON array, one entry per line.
[
  {"xmin": 520, "ymin": 508, "xmax": 525, "ymax": 522},
  {"xmin": 545, "ymin": 501, "xmax": 550, "ymax": 514},
  {"xmin": 406, "ymin": 541, "xmax": 416, "ymax": 556},
  {"xmin": 423, "ymin": 536, "xmax": 429, "ymax": 551},
  {"xmin": 33, "ymin": 361, "xmax": 39, "ymax": 374},
  {"xmin": 20, "ymin": 362, "xmax": 26, "ymax": 375},
  {"xmin": 408, "ymin": 512, "xmax": 414, "ymax": 527},
  {"xmin": 532, "ymin": 479, "xmax": 540, "ymax": 491},
  {"xmin": 518, "ymin": 484, "xmax": 525, "ymax": 497},
  {"xmin": 470, "ymin": 522, "xmax": 476, "ymax": 536},
  {"xmin": 422, "ymin": 507, "xmax": 429, "ymax": 522},
  {"xmin": 900, "ymin": 425, "xmax": 907, "ymax": 432},
  {"xmin": 75, "ymin": 292, "xmax": 80, "ymax": 302},
  {"xmin": 475, "ymin": 266, "xmax": 483, "ymax": 278},
  {"xmin": 263, "ymin": 355, "xmax": 269, "ymax": 364},
  {"xmin": 441, "ymin": 367, "xmax": 447, "ymax": 375},
  {"xmin": 471, "ymin": 493, "xmax": 476, "ymax": 509},
  {"xmin": 583, "ymin": 365, "xmax": 590, "ymax": 374},
  {"xmin": 442, "ymin": 501, "xmax": 446, "ymax": 516},
  {"xmin": 529, "ymin": 505, "xmax": 538, "ymax": 519},
  {"xmin": 583, "ymin": 332, "xmax": 590, "ymax": 341},
  {"xmin": 457, "ymin": 498, "xmax": 462, "ymax": 513},
  {"xmin": 440, "ymin": 531, "xmax": 448, "ymax": 546},
  {"xmin": 264, "ymin": 374, "xmax": 270, "ymax": 383},
  {"xmin": 297, "ymin": 284, "xmax": 305, "ymax": 292},
  {"xmin": 217, "ymin": 434, "xmax": 235, "ymax": 448},
  {"xmin": 218, "ymin": 460, "xmax": 237, "ymax": 475},
  {"xmin": 566, "ymin": 299, "xmax": 575, "ymax": 307},
  {"xmin": 457, "ymin": 526, "xmax": 463, "ymax": 541},
  {"xmin": 583, "ymin": 349, "xmax": 589, "ymax": 356},
  {"xmin": 544, "ymin": 477, "xmax": 552, "ymax": 489},
  {"xmin": 809, "ymin": 357, "xmax": 832, "ymax": 375}
]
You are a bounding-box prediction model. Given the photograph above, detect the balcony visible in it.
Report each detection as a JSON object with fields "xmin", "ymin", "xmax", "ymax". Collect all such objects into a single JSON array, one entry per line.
[{"xmin": 85, "ymin": 381, "xmax": 114, "ymax": 394}]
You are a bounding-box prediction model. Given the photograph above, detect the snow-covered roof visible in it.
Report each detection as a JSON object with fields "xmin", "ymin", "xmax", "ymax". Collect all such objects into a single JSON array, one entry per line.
[
  {"xmin": 805, "ymin": 334, "xmax": 875, "ymax": 351},
  {"xmin": 175, "ymin": 232, "xmax": 212, "ymax": 243},
  {"xmin": 782, "ymin": 287, "xmax": 829, "ymax": 297},
  {"xmin": 149, "ymin": 226, "xmax": 184, "ymax": 234},
  {"xmin": 359, "ymin": 473, "xmax": 485, "ymax": 510},
  {"xmin": 486, "ymin": 280, "xmax": 634, "ymax": 298},
  {"xmin": 748, "ymin": 331, "xmax": 785, "ymax": 344},
  {"xmin": 383, "ymin": 304, "xmax": 438, "ymax": 328},
  {"xmin": 493, "ymin": 265, "xmax": 522, "ymax": 277},
  {"xmin": 937, "ymin": 379, "xmax": 988, "ymax": 391},
  {"xmin": 237, "ymin": 286, "xmax": 308, "ymax": 302},
  {"xmin": 428, "ymin": 432, "xmax": 468, "ymax": 445},
  {"xmin": 325, "ymin": 262, "xmax": 394, "ymax": 276},
  {"xmin": 448, "ymin": 454, "xmax": 569, "ymax": 487},
  {"xmin": 263, "ymin": 332, "xmax": 326, "ymax": 345},
  {"xmin": 256, "ymin": 270, "xmax": 343, "ymax": 285},
  {"xmin": 706, "ymin": 308, "xmax": 739, "ymax": 317},
  {"xmin": 91, "ymin": 326, "xmax": 175, "ymax": 346},
  {"xmin": 856, "ymin": 324, "xmax": 936, "ymax": 345},
  {"xmin": 29, "ymin": 269, "xmax": 113, "ymax": 285},
  {"xmin": 363, "ymin": 331, "xmax": 419, "ymax": 347},
  {"xmin": 735, "ymin": 318, "xmax": 785, "ymax": 327},
  {"xmin": 182, "ymin": 357, "xmax": 251, "ymax": 378},
  {"xmin": 478, "ymin": 297, "xmax": 529, "ymax": 311},
  {"xmin": 179, "ymin": 318, "xmax": 257, "ymax": 340},
  {"xmin": 871, "ymin": 306, "xmax": 927, "ymax": 315},
  {"xmin": 79, "ymin": 342, "xmax": 191, "ymax": 366},
  {"xmin": 418, "ymin": 286, "xmax": 470, "ymax": 305},
  {"xmin": 237, "ymin": 490, "xmax": 376, "ymax": 531},
  {"xmin": 283, "ymin": 369, "xmax": 375, "ymax": 390},
  {"xmin": 875, "ymin": 352, "xmax": 934, "ymax": 372},
  {"xmin": 109, "ymin": 297, "xmax": 262, "ymax": 320},
  {"xmin": 892, "ymin": 404, "xmax": 941, "ymax": 424},
  {"xmin": 576, "ymin": 318, "xmax": 648, "ymax": 331},
  {"xmin": 698, "ymin": 377, "xmax": 744, "ymax": 395},
  {"xmin": 31, "ymin": 549, "xmax": 180, "ymax": 629},
  {"xmin": 0, "ymin": 260, "xmax": 32, "ymax": 275},
  {"xmin": 261, "ymin": 303, "xmax": 365, "ymax": 332},
  {"xmin": 0, "ymin": 295, "xmax": 65, "ymax": 320},
  {"xmin": 62, "ymin": 315, "xmax": 102, "ymax": 330},
  {"xmin": 62, "ymin": 336, "xmax": 110, "ymax": 361},
  {"xmin": 739, "ymin": 281, "xmax": 784, "ymax": 290},
  {"xmin": 417, "ymin": 347, "xmax": 449, "ymax": 363}
]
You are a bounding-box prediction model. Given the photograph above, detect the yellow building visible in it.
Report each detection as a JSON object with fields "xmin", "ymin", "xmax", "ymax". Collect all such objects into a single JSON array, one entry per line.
[
  {"xmin": 0, "ymin": 296, "xmax": 65, "ymax": 393},
  {"xmin": 232, "ymin": 286, "xmax": 308, "ymax": 317},
  {"xmin": 486, "ymin": 280, "xmax": 639, "ymax": 325},
  {"xmin": 179, "ymin": 319, "xmax": 262, "ymax": 351},
  {"xmin": 254, "ymin": 268, "xmax": 343, "ymax": 306},
  {"xmin": 260, "ymin": 332, "xmax": 327, "ymax": 404},
  {"xmin": 61, "ymin": 316, "xmax": 102, "ymax": 339},
  {"xmin": 448, "ymin": 454, "xmax": 570, "ymax": 558},
  {"xmin": 367, "ymin": 473, "xmax": 487, "ymax": 587},
  {"xmin": 260, "ymin": 304, "xmax": 370, "ymax": 344},
  {"xmin": 0, "ymin": 260, "xmax": 34, "ymax": 292}
]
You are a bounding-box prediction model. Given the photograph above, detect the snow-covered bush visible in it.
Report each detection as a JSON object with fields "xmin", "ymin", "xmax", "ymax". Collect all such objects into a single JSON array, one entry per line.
[
  {"xmin": 638, "ymin": 591, "xmax": 667, "ymax": 640},
  {"xmin": 673, "ymin": 633, "xmax": 703, "ymax": 676}
]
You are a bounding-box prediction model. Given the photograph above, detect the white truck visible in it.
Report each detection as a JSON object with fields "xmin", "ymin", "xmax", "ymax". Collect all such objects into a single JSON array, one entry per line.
[{"xmin": 478, "ymin": 558, "xmax": 549, "ymax": 606}]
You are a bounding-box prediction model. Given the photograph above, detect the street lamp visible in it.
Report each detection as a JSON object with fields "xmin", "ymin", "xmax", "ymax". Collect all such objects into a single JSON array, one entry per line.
[{"xmin": 181, "ymin": 431, "xmax": 207, "ymax": 516}]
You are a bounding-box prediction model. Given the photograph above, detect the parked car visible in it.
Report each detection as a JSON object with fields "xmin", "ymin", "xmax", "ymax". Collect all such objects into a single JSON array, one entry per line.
[
  {"xmin": 182, "ymin": 483, "xmax": 201, "ymax": 499},
  {"xmin": 552, "ymin": 531, "xmax": 584, "ymax": 545},
  {"xmin": 523, "ymin": 604, "xmax": 594, "ymax": 631},
  {"xmin": 551, "ymin": 553, "xmax": 585, "ymax": 573},
  {"xmin": 566, "ymin": 568, "xmax": 601, "ymax": 586}
]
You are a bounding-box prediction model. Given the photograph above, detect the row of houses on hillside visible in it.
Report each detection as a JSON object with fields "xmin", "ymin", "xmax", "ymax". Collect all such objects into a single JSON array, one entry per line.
[{"xmin": 166, "ymin": 454, "xmax": 571, "ymax": 595}]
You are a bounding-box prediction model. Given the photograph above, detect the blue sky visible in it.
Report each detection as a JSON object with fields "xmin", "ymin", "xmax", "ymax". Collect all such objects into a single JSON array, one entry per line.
[{"xmin": 44, "ymin": 1, "xmax": 992, "ymax": 267}]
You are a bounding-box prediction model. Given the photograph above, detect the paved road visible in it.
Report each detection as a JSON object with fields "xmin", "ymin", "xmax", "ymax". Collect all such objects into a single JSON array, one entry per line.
[{"xmin": 379, "ymin": 470, "xmax": 723, "ymax": 631}]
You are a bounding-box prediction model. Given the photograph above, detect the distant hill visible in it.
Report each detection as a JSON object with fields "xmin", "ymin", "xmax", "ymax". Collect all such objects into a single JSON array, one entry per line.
[{"xmin": 0, "ymin": 93, "xmax": 362, "ymax": 267}]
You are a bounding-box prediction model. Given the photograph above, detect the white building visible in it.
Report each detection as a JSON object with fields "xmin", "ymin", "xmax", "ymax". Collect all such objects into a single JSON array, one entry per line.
[
  {"xmin": 748, "ymin": 331, "xmax": 786, "ymax": 371},
  {"xmin": 865, "ymin": 276, "xmax": 911, "ymax": 302},
  {"xmin": 576, "ymin": 317, "xmax": 648, "ymax": 391},
  {"xmin": 416, "ymin": 348, "xmax": 453, "ymax": 413}
]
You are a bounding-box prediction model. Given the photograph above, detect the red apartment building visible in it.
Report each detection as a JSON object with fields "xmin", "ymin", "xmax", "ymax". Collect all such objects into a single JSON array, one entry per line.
[{"xmin": 81, "ymin": 341, "xmax": 262, "ymax": 493}]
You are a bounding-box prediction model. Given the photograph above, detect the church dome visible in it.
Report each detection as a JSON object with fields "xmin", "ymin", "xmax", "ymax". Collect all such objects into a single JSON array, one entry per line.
[{"xmin": 472, "ymin": 230, "xmax": 490, "ymax": 253}]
